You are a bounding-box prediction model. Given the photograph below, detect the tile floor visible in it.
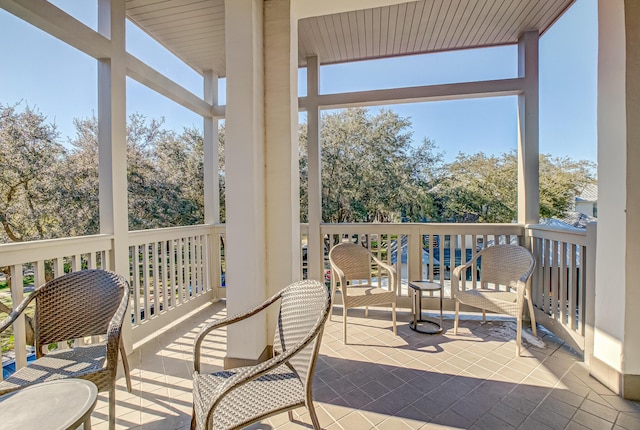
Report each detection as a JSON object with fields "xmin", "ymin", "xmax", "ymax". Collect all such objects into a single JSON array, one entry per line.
[{"xmin": 91, "ymin": 301, "xmax": 640, "ymax": 429}]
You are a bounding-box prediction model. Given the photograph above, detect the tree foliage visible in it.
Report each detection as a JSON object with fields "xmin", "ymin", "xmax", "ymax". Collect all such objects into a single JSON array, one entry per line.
[
  {"xmin": 434, "ymin": 151, "xmax": 595, "ymax": 222},
  {"xmin": 300, "ymin": 108, "xmax": 442, "ymax": 223},
  {"xmin": 0, "ymin": 103, "xmax": 65, "ymax": 242}
]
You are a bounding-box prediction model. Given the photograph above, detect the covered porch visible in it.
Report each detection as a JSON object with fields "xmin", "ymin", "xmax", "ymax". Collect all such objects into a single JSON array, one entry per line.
[
  {"xmin": 89, "ymin": 301, "xmax": 640, "ymax": 429},
  {"xmin": 1, "ymin": 0, "xmax": 640, "ymax": 427}
]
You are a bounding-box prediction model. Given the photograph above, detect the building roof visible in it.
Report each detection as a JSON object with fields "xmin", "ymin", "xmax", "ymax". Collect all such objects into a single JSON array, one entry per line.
[
  {"xmin": 576, "ymin": 183, "xmax": 598, "ymax": 202},
  {"xmin": 560, "ymin": 211, "xmax": 597, "ymax": 228}
]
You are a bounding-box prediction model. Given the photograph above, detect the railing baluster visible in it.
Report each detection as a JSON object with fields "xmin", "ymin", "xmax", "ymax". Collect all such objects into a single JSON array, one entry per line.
[
  {"xmin": 560, "ymin": 241, "xmax": 568, "ymax": 325},
  {"xmin": 162, "ymin": 239, "xmax": 169, "ymax": 311},
  {"xmin": 579, "ymin": 243, "xmax": 587, "ymax": 334},
  {"xmin": 143, "ymin": 242, "xmax": 151, "ymax": 320},
  {"xmin": 551, "ymin": 240, "xmax": 559, "ymax": 320},
  {"xmin": 569, "ymin": 244, "xmax": 578, "ymax": 330},
  {"xmin": 10, "ymin": 265, "xmax": 26, "ymax": 370},
  {"xmin": 132, "ymin": 245, "xmax": 141, "ymax": 326},
  {"xmin": 152, "ymin": 241, "xmax": 160, "ymax": 316}
]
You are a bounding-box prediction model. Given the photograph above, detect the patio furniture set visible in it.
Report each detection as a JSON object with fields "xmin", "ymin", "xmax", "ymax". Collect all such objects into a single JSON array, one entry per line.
[{"xmin": 0, "ymin": 244, "xmax": 535, "ymax": 429}]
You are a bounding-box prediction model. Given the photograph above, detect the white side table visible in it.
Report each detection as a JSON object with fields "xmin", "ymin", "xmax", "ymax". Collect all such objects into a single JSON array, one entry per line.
[
  {"xmin": 0, "ymin": 379, "xmax": 98, "ymax": 429},
  {"xmin": 408, "ymin": 280, "xmax": 443, "ymax": 334}
]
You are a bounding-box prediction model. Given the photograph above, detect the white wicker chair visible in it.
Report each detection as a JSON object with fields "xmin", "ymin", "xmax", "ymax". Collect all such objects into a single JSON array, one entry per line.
[
  {"xmin": 453, "ymin": 244, "xmax": 536, "ymax": 356},
  {"xmin": 329, "ymin": 242, "xmax": 397, "ymax": 343},
  {"xmin": 191, "ymin": 280, "xmax": 330, "ymax": 430}
]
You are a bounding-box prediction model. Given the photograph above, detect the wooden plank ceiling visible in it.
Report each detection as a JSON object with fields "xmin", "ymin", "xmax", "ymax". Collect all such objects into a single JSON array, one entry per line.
[{"xmin": 126, "ymin": 0, "xmax": 574, "ymax": 78}]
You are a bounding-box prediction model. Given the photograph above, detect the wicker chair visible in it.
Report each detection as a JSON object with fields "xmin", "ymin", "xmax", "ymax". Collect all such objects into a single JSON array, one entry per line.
[
  {"xmin": 452, "ymin": 244, "xmax": 537, "ymax": 356},
  {"xmin": 191, "ymin": 279, "xmax": 330, "ymax": 430},
  {"xmin": 328, "ymin": 242, "xmax": 397, "ymax": 343},
  {"xmin": 0, "ymin": 269, "xmax": 132, "ymax": 429}
]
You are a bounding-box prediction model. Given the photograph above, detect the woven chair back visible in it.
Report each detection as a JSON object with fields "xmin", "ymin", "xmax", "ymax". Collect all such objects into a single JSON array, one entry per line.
[
  {"xmin": 329, "ymin": 243, "xmax": 374, "ymax": 281},
  {"xmin": 273, "ymin": 280, "xmax": 330, "ymax": 385},
  {"xmin": 477, "ymin": 244, "xmax": 535, "ymax": 289},
  {"xmin": 35, "ymin": 270, "xmax": 128, "ymax": 348}
]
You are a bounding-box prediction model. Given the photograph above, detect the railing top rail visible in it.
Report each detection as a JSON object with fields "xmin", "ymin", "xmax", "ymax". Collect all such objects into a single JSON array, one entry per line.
[
  {"xmin": 0, "ymin": 234, "xmax": 113, "ymax": 267},
  {"xmin": 525, "ymin": 223, "xmax": 589, "ymax": 245},
  {"xmin": 128, "ymin": 224, "xmax": 221, "ymax": 245},
  {"xmin": 320, "ymin": 222, "xmax": 525, "ymax": 235}
]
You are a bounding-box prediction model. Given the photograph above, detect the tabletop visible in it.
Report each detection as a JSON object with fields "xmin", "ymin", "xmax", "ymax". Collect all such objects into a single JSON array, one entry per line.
[
  {"xmin": 408, "ymin": 280, "xmax": 442, "ymax": 292},
  {"xmin": 0, "ymin": 379, "xmax": 98, "ymax": 430}
]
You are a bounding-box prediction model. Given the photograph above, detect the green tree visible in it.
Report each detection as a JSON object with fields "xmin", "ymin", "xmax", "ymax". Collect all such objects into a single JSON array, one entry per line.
[
  {"xmin": 0, "ymin": 102, "xmax": 65, "ymax": 242},
  {"xmin": 434, "ymin": 151, "xmax": 595, "ymax": 222},
  {"xmin": 300, "ymin": 108, "xmax": 442, "ymax": 223}
]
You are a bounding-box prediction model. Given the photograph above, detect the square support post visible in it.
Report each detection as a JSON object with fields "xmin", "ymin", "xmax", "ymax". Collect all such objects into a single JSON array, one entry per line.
[
  {"xmin": 517, "ymin": 30, "xmax": 540, "ymax": 225},
  {"xmin": 98, "ymin": 0, "xmax": 131, "ymax": 354},
  {"xmin": 223, "ymin": 0, "xmax": 268, "ymax": 367},
  {"xmin": 306, "ymin": 55, "xmax": 323, "ymax": 282}
]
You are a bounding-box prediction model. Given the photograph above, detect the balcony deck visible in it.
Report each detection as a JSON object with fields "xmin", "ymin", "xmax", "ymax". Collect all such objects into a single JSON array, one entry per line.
[{"xmin": 91, "ymin": 302, "xmax": 640, "ymax": 430}]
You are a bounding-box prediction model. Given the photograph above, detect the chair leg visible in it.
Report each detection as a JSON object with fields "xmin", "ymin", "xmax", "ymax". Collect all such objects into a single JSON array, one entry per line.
[
  {"xmin": 527, "ymin": 297, "xmax": 537, "ymax": 337},
  {"xmin": 365, "ymin": 306, "xmax": 369, "ymax": 317},
  {"xmin": 454, "ymin": 300, "xmax": 460, "ymax": 335},
  {"xmin": 392, "ymin": 302, "xmax": 397, "ymax": 335},
  {"xmin": 329, "ymin": 281, "xmax": 337, "ymax": 322},
  {"xmin": 190, "ymin": 407, "xmax": 197, "ymax": 430},
  {"xmin": 516, "ymin": 314, "xmax": 523, "ymax": 357},
  {"xmin": 308, "ymin": 402, "xmax": 321, "ymax": 430},
  {"xmin": 343, "ymin": 305, "xmax": 348, "ymax": 344},
  {"xmin": 482, "ymin": 309, "xmax": 486, "ymax": 323},
  {"xmin": 120, "ymin": 338, "xmax": 132, "ymax": 393},
  {"xmin": 288, "ymin": 410, "xmax": 295, "ymax": 422},
  {"xmin": 109, "ymin": 387, "xmax": 116, "ymax": 430}
]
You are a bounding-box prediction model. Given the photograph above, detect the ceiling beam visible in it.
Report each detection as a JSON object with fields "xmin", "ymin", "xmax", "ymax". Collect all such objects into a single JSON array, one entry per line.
[
  {"xmin": 126, "ymin": 54, "xmax": 212, "ymax": 118},
  {"xmin": 293, "ymin": 0, "xmax": 410, "ymax": 19},
  {"xmin": 299, "ymin": 77, "xmax": 525, "ymax": 110},
  {"xmin": 0, "ymin": 0, "xmax": 111, "ymax": 59}
]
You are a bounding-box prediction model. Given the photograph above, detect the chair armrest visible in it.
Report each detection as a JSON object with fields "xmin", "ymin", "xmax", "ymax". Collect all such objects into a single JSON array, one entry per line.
[
  {"xmin": 193, "ymin": 290, "xmax": 283, "ymax": 372},
  {"xmin": 204, "ymin": 319, "xmax": 326, "ymax": 422},
  {"xmin": 451, "ymin": 253, "xmax": 481, "ymax": 294},
  {"xmin": 106, "ymin": 283, "xmax": 130, "ymax": 365},
  {"xmin": 0, "ymin": 291, "xmax": 39, "ymax": 333},
  {"xmin": 375, "ymin": 259, "xmax": 397, "ymax": 293}
]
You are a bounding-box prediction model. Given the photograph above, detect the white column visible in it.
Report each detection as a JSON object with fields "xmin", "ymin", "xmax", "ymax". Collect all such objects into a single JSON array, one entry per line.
[
  {"xmin": 306, "ymin": 56, "xmax": 323, "ymax": 282},
  {"xmin": 203, "ymin": 71, "xmax": 219, "ymax": 225},
  {"xmin": 517, "ymin": 30, "xmax": 540, "ymax": 225},
  {"xmin": 224, "ymin": 0, "xmax": 267, "ymax": 365},
  {"xmin": 264, "ymin": 0, "xmax": 301, "ymax": 339},
  {"xmin": 592, "ymin": 0, "xmax": 640, "ymax": 399},
  {"xmin": 98, "ymin": 0, "xmax": 131, "ymax": 352}
]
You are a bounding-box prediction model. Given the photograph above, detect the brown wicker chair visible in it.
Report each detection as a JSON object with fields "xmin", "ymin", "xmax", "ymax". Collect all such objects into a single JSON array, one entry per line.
[
  {"xmin": 191, "ymin": 279, "xmax": 330, "ymax": 430},
  {"xmin": 0, "ymin": 269, "xmax": 132, "ymax": 429},
  {"xmin": 329, "ymin": 242, "xmax": 397, "ymax": 343},
  {"xmin": 452, "ymin": 244, "xmax": 536, "ymax": 356}
]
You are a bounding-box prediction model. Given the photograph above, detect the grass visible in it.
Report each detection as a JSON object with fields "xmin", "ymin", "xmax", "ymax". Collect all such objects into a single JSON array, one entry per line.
[{"xmin": 0, "ymin": 275, "xmax": 35, "ymax": 291}]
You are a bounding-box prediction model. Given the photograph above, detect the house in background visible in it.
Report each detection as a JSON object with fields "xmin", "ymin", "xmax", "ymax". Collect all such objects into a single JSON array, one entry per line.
[{"xmin": 575, "ymin": 183, "xmax": 598, "ymax": 218}]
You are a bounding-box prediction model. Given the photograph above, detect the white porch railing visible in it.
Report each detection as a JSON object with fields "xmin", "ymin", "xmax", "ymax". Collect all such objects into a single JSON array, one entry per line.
[
  {"xmin": 315, "ymin": 223, "xmax": 525, "ymax": 305},
  {"xmin": 0, "ymin": 225, "xmax": 226, "ymax": 379},
  {"xmin": 526, "ymin": 223, "xmax": 597, "ymax": 354},
  {"xmin": 0, "ymin": 221, "xmax": 596, "ymax": 380},
  {"xmin": 0, "ymin": 234, "xmax": 113, "ymax": 380},
  {"xmin": 128, "ymin": 224, "xmax": 225, "ymax": 344}
]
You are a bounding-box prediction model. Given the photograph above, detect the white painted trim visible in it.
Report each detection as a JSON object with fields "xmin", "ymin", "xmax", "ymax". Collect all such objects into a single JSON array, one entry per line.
[
  {"xmin": 203, "ymin": 71, "xmax": 220, "ymax": 225},
  {"xmin": 0, "ymin": 0, "xmax": 111, "ymax": 59},
  {"xmin": 294, "ymin": 0, "xmax": 410, "ymax": 19},
  {"xmin": 517, "ymin": 30, "xmax": 540, "ymax": 224},
  {"xmin": 306, "ymin": 56, "xmax": 323, "ymax": 281},
  {"xmin": 126, "ymin": 54, "xmax": 212, "ymax": 117},
  {"xmin": 299, "ymin": 78, "xmax": 525, "ymax": 110}
]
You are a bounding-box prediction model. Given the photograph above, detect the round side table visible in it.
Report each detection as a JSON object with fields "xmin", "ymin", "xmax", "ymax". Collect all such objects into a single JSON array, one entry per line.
[
  {"xmin": 0, "ymin": 379, "xmax": 98, "ymax": 429},
  {"xmin": 408, "ymin": 280, "xmax": 443, "ymax": 334}
]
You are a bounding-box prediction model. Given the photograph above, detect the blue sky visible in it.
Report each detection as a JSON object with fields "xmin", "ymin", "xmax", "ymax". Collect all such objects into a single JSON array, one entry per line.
[{"xmin": 0, "ymin": 0, "xmax": 597, "ymax": 163}]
